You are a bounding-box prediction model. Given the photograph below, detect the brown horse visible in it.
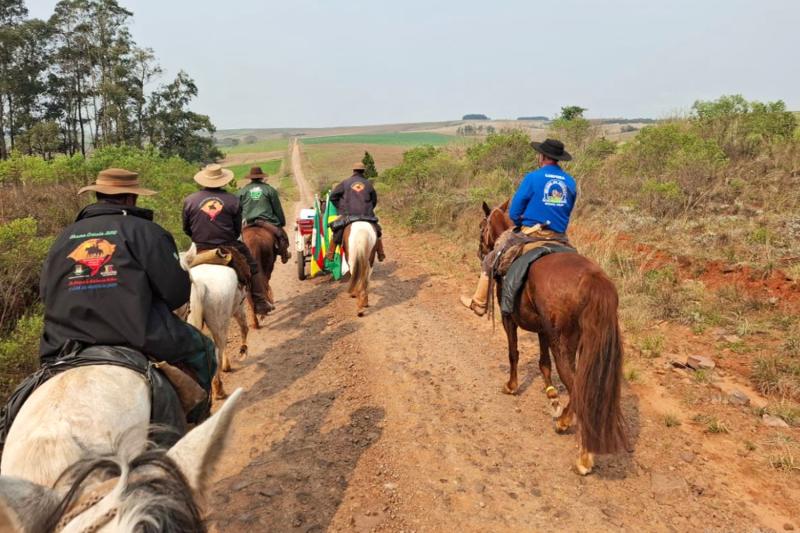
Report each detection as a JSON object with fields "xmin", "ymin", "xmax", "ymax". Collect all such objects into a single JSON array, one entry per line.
[
  {"xmin": 242, "ymin": 225, "xmax": 277, "ymax": 328},
  {"xmin": 479, "ymin": 201, "xmax": 627, "ymax": 475}
]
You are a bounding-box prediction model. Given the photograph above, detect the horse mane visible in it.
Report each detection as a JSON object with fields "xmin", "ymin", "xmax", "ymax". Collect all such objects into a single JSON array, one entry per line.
[{"xmin": 44, "ymin": 436, "xmax": 206, "ymax": 533}]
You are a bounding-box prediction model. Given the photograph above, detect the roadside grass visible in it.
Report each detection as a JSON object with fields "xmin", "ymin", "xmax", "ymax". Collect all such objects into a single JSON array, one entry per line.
[
  {"xmin": 223, "ymin": 138, "xmax": 289, "ymax": 155},
  {"xmin": 301, "ymin": 143, "xmax": 407, "ymax": 193},
  {"xmin": 303, "ymin": 132, "xmax": 456, "ymax": 147},
  {"xmin": 664, "ymin": 413, "xmax": 681, "ymax": 427},
  {"xmin": 225, "ymin": 159, "xmax": 282, "ymax": 180}
]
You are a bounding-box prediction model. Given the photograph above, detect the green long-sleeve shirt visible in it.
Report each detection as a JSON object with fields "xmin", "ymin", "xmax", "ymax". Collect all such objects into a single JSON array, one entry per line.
[{"xmin": 236, "ymin": 181, "xmax": 286, "ymax": 227}]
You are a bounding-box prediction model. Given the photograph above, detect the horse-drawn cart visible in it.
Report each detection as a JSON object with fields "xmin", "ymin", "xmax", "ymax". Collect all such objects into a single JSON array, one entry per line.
[{"xmin": 294, "ymin": 208, "xmax": 316, "ymax": 280}]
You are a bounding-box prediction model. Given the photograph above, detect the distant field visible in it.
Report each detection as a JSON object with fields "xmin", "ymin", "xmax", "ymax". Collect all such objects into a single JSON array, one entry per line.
[
  {"xmin": 303, "ymin": 132, "xmax": 455, "ymax": 147},
  {"xmin": 225, "ymin": 159, "xmax": 282, "ymax": 180},
  {"xmin": 223, "ymin": 138, "xmax": 290, "ymax": 154},
  {"xmin": 302, "ymin": 143, "xmax": 407, "ymax": 192}
]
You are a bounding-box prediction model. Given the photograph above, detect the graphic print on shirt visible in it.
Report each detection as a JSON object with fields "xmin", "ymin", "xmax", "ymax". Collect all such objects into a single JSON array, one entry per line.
[
  {"xmin": 200, "ymin": 197, "xmax": 225, "ymax": 221},
  {"xmin": 67, "ymin": 237, "xmax": 119, "ymax": 291},
  {"xmin": 248, "ymin": 187, "xmax": 264, "ymax": 201},
  {"xmin": 542, "ymin": 177, "xmax": 568, "ymax": 207},
  {"xmin": 351, "ymin": 182, "xmax": 365, "ymax": 193}
]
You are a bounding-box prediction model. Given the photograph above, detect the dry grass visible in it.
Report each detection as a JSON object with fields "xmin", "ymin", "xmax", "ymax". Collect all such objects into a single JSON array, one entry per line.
[{"xmin": 301, "ymin": 142, "xmax": 407, "ymax": 193}]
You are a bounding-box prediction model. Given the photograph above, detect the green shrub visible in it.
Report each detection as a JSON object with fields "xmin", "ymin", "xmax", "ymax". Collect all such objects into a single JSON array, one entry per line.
[{"xmin": 0, "ymin": 312, "xmax": 42, "ymax": 402}]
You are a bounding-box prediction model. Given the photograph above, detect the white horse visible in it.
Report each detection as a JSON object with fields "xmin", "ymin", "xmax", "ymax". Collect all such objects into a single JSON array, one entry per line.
[
  {"xmin": 0, "ymin": 388, "xmax": 242, "ymax": 533},
  {"xmin": 345, "ymin": 221, "xmax": 378, "ymax": 316},
  {"xmin": 180, "ymin": 246, "xmax": 249, "ymax": 400}
]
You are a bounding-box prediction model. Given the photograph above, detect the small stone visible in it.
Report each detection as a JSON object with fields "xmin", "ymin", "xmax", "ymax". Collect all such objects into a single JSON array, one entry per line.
[
  {"xmin": 722, "ymin": 335, "xmax": 741, "ymax": 344},
  {"xmin": 650, "ymin": 472, "xmax": 688, "ymax": 505},
  {"xmin": 762, "ymin": 414, "xmax": 790, "ymax": 428},
  {"xmin": 686, "ymin": 355, "xmax": 715, "ymax": 370},
  {"xmin": 784, "ymin": 523, "xmax": 795, "ymax": 531},
  {"xmin": 679, "ymin": 451, "xmax": 696, "ymax": 464},
  {"xmin": 383, "ymin": 482, "xmax": 398, "ymax": 491},
  {"xmin": 727, "ymin": 390, "xmax": 750, "ymax": 406}
]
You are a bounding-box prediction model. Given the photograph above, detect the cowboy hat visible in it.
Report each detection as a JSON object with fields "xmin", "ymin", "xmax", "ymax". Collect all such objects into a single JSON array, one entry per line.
[
  {"xmin": 245, "ymin": 166, "xmax": 268, "ymax": 180},
  {"xmin": 352, "ymin": 161, "xmax": 366, "ymax": 171},
  {"xmin": 78, "ymin": 168, "xmax": 156, "ymax": 196},
  {"xmin": 194, "ymin": 164, "xmax": 234, "ymax": 188},
  {"xmin": 530, "ymin": 138, "xmax": 572, "ymax": 161}
]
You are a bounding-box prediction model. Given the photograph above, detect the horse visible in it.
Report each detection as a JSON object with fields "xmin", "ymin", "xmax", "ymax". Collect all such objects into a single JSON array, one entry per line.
[
  {"xmin": 241, "ymin": 224, "xmax": 277, "ymax": 328},
  {"xmin": 342, "ymin": 222, "xmax": 378, "ymax": 316},
  {"xmin": 477, "ymin": 201, "xmax": 627, "ymax": 475},
  {"xmin": 0, "ymin": 388, "xmax": 242, "ymax": 532},
  {"xmin": 180, "ymin": 246, "xmax": 249, "ymax": 400}
]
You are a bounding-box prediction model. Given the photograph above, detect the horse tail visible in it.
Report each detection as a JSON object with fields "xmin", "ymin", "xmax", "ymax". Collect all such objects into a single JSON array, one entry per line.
[
  {"xmin": 573, "ymin": 271, "xmax": 627, "ymax": 455},
  {"xmin": 348, "ymin": 224, "xmax": 374, "ymax": 296}
]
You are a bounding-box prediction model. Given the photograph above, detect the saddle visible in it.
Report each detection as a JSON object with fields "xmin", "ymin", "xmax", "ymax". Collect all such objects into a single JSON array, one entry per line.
[
  {"xmin": 0, "ymin": 344, "xmax": 202, "ymax": 456},
  {"xmin": 192, "ymin": 246, "xmax": 251, "ymax": 285},
  {"xmin": 329, "ymin": 215, "xmax": 382, "ymax": 238},
  {"xmin": 498, "ymin": 243, "xmax": 577, "ymax": 316}
]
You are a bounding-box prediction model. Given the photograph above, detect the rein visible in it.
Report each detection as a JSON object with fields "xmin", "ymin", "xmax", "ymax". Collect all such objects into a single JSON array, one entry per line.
[{"xmin": 55, "ymin": 478, "xmax": 119, "ymax": 533}]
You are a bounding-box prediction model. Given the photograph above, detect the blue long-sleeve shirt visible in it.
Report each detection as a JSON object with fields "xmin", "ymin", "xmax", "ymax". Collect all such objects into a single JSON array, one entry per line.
[{"xmin": 508, "ymin": 164, "xmax": 577, "ymax": 233}]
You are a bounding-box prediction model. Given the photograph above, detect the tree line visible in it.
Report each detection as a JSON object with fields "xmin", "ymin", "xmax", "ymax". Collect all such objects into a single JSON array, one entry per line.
[{"xmin": 0, "ymin": 0, "xmax": 221, "ymax": 162}]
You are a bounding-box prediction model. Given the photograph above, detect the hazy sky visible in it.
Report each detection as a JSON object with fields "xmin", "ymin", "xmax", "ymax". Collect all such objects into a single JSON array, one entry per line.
[{"xmin": 26, "ymin": 0, "xmax": 800, "ymax": 129}]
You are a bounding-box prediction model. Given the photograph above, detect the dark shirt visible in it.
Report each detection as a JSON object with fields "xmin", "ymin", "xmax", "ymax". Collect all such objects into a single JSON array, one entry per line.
[
  {"xmin": 182, "ymin": 187, "xmax": 242, "ymax": 246},
  {"xmin": 330, "ymin": 174, "xmax": 378, "ymax": 217},
  {"xmin": 39, "ymin": 203, "xmax": 193, "ymax": 360}
]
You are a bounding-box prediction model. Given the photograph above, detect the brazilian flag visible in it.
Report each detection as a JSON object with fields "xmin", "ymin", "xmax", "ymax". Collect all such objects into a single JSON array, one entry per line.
[{"xmin": 323, "ymin": 197, "xmax": 346, "ymax": 280}]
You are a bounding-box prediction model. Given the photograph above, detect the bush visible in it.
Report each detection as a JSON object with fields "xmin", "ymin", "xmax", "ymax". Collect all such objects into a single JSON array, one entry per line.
[{"xmin": 0, "ymin": 312, "xmax": 42, "ymax": 402}]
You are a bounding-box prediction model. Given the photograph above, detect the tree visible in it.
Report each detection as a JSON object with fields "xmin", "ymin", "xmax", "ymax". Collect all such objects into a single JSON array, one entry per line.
[
  {"xmin": 462, "ymin": 114, "xmax": 489, "ymax": 120},
  {"xmin": 558, "ymin": 106, "xmax": 586, "ymax": 121},
  {"xmin": 146, "ymin": 71, "xmax": 222, "ymax": 163},
  {"xmin": 362, "ymin": 151, "xmax": 377, "ymax": 179}
]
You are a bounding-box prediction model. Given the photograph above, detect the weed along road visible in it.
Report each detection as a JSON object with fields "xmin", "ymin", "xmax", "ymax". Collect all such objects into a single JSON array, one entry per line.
[{"xmin": 205, "ymin": 143, "xmax": 798, "ymax": 532}]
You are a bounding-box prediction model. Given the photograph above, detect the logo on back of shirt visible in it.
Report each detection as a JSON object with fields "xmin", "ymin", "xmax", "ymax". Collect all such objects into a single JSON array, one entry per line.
[
  {"xmin": 542, "ymin": 178, "xmax": 568, "ymax": 207},
  {"xmin": 200, "ymin": 197, "xmax": 225, "ymax": 221},
  {"xmin": 248, "ymin": 186, "xmax": 264, "ymax": 200},
  {"xmin": 351, "ymin": 182, "xmax": 365, "ymax": 193},
  {"xmin": 67, "ymin": 238, "xmax": 119, "ymax": 291}
]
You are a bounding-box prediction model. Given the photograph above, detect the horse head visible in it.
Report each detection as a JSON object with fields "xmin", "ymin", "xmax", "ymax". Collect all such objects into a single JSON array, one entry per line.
[
  {"xmin": 478, "ymin": 200, "xmax": 513, "ymax": 260},
  {"xmin": 0, "ymin": 388, "xmax": 243, "ymax": 533}
]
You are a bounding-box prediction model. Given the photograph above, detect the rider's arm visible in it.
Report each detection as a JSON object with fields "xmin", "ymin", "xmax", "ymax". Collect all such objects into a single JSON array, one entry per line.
[
  {"xmin": 508, "ymin": 174, "xmax": 534, "ymax": 226},
  {"xmin": 270, "ymin": 189, "xmax": 286, "ymax": 227},
  {"xmin": 369, "ymin": 182, "xmax": 378, "ymax": 208},
  {"xmin": 181, "ymin": 199, "xmax": 193, "ymax": 238},
  {"xmin": 329, "ymin": 181, "xmax": 345, "ymax": 208},
  {"xmin": 232, "ymin": 199, "xmax": 243, "ymax": 238},
  {"xmin": 139, "ymin": 229, "xmax": 191, "ymax": 310}
]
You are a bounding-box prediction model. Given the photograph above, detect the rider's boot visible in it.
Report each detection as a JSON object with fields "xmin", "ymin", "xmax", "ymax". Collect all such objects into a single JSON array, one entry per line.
[
  {"xmin": 250, "ymin": 273, "xmax": 274, "ymax": 315},
  {"xmin": 460, "ymin": 273, "xmax": 489, "ymax": 316},
  {"xmin": 375, "ymin": 238, "xmax": 386, "ymax": 262},
  {"xmin": 279, "ymin": 229, "xmax": 292, "ymax": 264}
]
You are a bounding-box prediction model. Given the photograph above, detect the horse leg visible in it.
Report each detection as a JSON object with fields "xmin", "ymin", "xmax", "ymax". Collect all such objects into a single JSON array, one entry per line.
[
  {"xmin": 538, "ymin": 333, "xmax": 561, "ymax": 417},
  {"xmin": 551, "ymin": 339, "xmax": 577, "ymax": 434},
  {"xmin": 211, "ymin": 347, "xmax": 228, "ymax": 400},
  {"xmin": 234, "ymin": 300, "xmax": 249, "ymax": 360},
  {"xmin": 577, "ymin": 445, "xmax": 595, "ymax": 476},
  {"xmin": 502, "ymin": 316, "xmax": 520, "ymax": 394},
  {"xmin": 247, "ymin": 292, "xmax": 260, "ymax": 329}
]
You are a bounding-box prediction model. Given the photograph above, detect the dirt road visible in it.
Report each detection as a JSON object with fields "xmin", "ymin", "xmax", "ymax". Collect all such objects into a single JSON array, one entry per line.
[{"xmin": 207, "ymin": 143, "xmax": 798, "ymax": 532}]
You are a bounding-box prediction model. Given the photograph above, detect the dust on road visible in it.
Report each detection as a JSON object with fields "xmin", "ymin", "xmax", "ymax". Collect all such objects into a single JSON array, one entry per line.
[{"xmin": 207, "ymin": 143, "xmax": 798, "ymax": 532}]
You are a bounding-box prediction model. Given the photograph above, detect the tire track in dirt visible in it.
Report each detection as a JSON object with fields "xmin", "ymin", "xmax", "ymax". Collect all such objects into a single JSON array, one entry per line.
[{"xmin": 207, "ymin": 144, "xmax": 797, "ymax": 532}]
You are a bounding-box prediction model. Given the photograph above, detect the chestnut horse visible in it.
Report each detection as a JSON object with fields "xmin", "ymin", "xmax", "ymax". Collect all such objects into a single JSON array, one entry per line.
[
  {"xmin": 242, "ymin": 225, "xmax": 277, "ymax": 327},
  {"xmin": 478, "ymin": 201, "xmax": 627, "ymax": 475}
]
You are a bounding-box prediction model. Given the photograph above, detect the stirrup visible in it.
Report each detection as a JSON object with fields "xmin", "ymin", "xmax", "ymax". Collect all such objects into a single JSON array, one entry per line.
[{"xmin": 459, "ymin": 295, "xmax": 486, "ymax": 316}]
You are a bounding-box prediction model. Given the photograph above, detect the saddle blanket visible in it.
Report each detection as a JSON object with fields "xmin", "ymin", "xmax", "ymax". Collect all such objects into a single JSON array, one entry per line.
[{"xmin": 500, "ymin": 244, "xmax": 577, "ymax": 315}]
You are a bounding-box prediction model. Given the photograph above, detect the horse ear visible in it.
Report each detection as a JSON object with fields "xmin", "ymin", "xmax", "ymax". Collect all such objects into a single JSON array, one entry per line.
[
  {"xmin": 167, "ymin": 388, "xmax": 243, "ymax": 497},
  {"xmin": 0, "ymin": 476, "xmax": 60, "ymax": 532},
  {"xmin": 481, "ymin": 201, "xmax": 491, "ymax": 217}
]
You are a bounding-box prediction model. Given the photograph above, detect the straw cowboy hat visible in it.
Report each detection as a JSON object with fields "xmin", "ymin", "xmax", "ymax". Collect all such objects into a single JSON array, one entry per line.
[
  {"xmin": 78, "ymin": 168, "xmax": 156, "ymax": 196},
  {"xmin": 530, "ymin": 138, "xmax": 572, "ymax": 161},
  {"xmin": 352, "ymin": 161, "xmax": 366, "ymax": 171},
  {"xmin": 193, "ymin": 164, "xmax": 234, "ymax": 188}
]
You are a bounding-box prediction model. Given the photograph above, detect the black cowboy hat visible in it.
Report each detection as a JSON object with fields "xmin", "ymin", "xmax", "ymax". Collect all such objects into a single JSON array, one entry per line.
[{"xmin": 530, "ymin": 138, "xmax": 572, "ymax": 161}]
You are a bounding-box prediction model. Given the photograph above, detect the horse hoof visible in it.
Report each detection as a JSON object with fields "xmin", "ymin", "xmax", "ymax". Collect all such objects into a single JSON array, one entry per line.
[
  {"xmin": 357, "ymin": 309, "xmax": 365, "ymax": 317},
  {"xmin": 214, "ymin": 391, "xmax": 228, "ymax": 401},
  {"xmin": 239, "ymin": 346, "xmax": 248, "ymax": 359},
  {"xmin": 502, "ymin": 383, "xmax": 518, "ymax": 395},
  {"xmin": 551, "ymin": 403, "xmax": 564, "ymax": 418},
  {"xmin": 554, "ymin": 419, "xmax": 570, "ymax": 433},
  {"xmin": 222, "ymin": 362, "xmax": 232, "ymax": 373},
  {"xmin": 575, "ymin": 460, "xmax": 593, "ymax": 476}
]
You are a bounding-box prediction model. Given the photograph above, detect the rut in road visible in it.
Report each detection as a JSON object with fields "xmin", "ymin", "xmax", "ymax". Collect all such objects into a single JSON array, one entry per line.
[{"xmin": 206, "ymin": 143, "xmax": 797, "ymax": 532}]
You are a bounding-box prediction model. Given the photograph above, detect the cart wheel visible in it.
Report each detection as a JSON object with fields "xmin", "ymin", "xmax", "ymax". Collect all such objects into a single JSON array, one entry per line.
[{"xmin": 297, "ymin": 249, "xmax": 307, "ymax": 281}]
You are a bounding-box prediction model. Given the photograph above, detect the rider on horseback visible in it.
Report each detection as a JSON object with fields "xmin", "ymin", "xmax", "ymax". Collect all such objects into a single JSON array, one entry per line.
[
  {"xmin": 237, "ymin": 166, "xmax": 292, "ymax": 263},
  {"xmin": 461, "ymin": 138, "xmax": 577, "ymax": 316},
  {"xmin": 39, "ymin": 168, "xmax": 217, "ymax": 406},
  {"xmin": 326, "ymin": 161, "xmax": 386, "ymax": 262},
  {"xmin": 183, "ymin": 164, "xmax": 273, "ymax": 315}
]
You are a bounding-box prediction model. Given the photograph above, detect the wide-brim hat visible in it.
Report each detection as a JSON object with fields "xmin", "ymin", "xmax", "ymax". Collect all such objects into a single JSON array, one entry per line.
[
  {"xmin": 352, "ymin": 161, "xmax": 366, "ymax": 171},
  {"xmin": 78, "ymin": 168, "xmax": 156, "ymax": 196},
  {"xmin": 531, "ymin": 138, "xmax": 572, "ymax": 161},
  {"xmin": 194, "ymin": 164, "xmax": 234, "ymax": 188},
  {"xmin": 245, "ymin": 166, "xmax": 268, "ymax": 180}
]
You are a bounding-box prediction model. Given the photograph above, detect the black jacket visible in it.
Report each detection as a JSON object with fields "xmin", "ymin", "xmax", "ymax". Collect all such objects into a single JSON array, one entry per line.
[
  {"xmin": 330, "ymin": 174, "xmax": 377, "ymax": 218},
  {"xmin": 39, "ymin": 203, "xmax": 194, "ymax": 360},
  {"xmin": 182, "ymin": 188, "xmax": 242, "ymax": 246}
]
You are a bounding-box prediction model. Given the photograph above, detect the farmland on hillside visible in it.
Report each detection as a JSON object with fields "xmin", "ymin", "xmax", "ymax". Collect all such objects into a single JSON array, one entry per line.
[
  {"xmin": 301, "ymin": 142, "xmax": 407, "ymax": 192},
  {"xmin": 223, "ymin": 137, "xmax": 290, "ymax": 154},
  {"xmin": 303, "ymin": 132, "xmax": 455, "ymax": 146},
  {"xmin": 225, "ymin": 158, "xmax": 282, "ymax": 180}
]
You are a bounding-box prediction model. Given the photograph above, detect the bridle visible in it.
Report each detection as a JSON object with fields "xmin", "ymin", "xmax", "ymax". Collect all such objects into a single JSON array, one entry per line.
[{"xmin": 55, "ymin": 478, "xmax": 119, "ymax": 533}]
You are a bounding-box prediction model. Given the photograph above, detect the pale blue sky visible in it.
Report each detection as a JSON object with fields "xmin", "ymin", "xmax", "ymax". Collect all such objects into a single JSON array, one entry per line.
[{"xmin": 27, "ymin": 0, "xmax": 800, "ymax": 129}]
